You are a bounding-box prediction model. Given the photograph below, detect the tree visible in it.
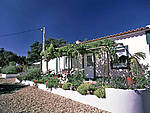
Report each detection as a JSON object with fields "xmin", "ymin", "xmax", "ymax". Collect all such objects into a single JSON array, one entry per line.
[
  {"xmin": 27, "ymin": 38, "xmax": 67, "ymax": 65},
  {"xmin": 129, "ymin": 52, "xmax": 146, "ymax": 76},
  {"xmin": 45, "ymin": 38, "xmax": 67, "ymax": 48},
  {"xmin": 27, "ymin": 41, "xmax": 42, "ymax": 64},
  {"xmin": 0, "ymin": 48, "xmax": 5, "ymax": 67},
  {"xmin": 0, "ymin": 48, "xmax": 26, "ymax": 67},
  {"xmin": 16, "ymin": 56, "xmax": 27, "ymax": 65}
]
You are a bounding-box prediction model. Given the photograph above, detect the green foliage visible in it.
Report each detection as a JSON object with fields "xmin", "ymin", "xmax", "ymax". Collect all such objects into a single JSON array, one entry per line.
[
  {"xmin": 1, "ymin": 65, "xmax": 18, "ymax": 74},
  {"xmin": 17, "ymin": 74, "xmax": 25, "ymax": 81},
  {"xmin": 0, "ymin": 48, "xmax": 26, "ymax": 67},
  {"xmin": 41, "ymin": 74, "xmax": 50, "ymax": 82},
  {"xmin": 77, "ymin": 83, "xmax": 95, "ymax": 95},
  {"xmin": 1, "ymin": 61, "xmax": 25, "ymax": 74},
  {"xmin": 62, "ymin": 82, "xmax": 72, "ymax": 90},
  {"xmin": 127, "ymin": 75, "xmax": 150, "ymax": 89},
  {"xmin": 16, "ymin": 65, "xmax": 24, "ymax": 73},
  {"xmin": 129, "ymin": 52, "xmax": 146, "ymax": 76},
  {"xmin": 9, "ymin": 61, "xmax": 16, "ymax": 66},
  {"xmin": 16, "ymin": 56, "xmax": 27, "ymax": 65},
  {"xmin": 109, "ymin": 76, "xmax": 125, "ymax": 89},
  {"xmin": 27, "ymin": 41, "xmax": 42, "ymax": 64},
  {"xmin": 45, "ymin": 38, "xmax": 67, "ymax": 48},
  {"xmin": 43, "ymin": 44, "xmax": 57, "ymax": 60},
  {"xmin": 94, "ymin": 87, "xmax": 105, "ymax": 98},
  {"xmin": 68, "ymin": 70, "xmax": 84, "ymax": 88},
  {"xmin": 46, "ymin": 76, "xmax": 60, "ymax": 88},
  {"xmin": 103, "ymin": 74, "xmax": 150, "ymax": 90},
  {"xmin": 30, "ymin": 38, "xmax": 67, "ymax": 64},
  {"xmin": 24, "ymin": 67, "xmax": 41, "ymax": 81}
]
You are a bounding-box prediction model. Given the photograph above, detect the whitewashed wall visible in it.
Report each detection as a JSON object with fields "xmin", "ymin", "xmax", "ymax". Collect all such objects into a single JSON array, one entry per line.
[
  {"xmin": 48, "ymin": 58, "xmax": 56, "ymax": 72},
  {"xmin": 42, "ymin": 59, "xmax": 47, "ymax": 74},
  {"xmin": 42, "ymin": 58, "xmax": 56, "ymax": 74},
  {"xmin": 115, "ymin": 33, "xmax": 150, "ymax": 65},
  {"xmin": 42, "ymin": 56, "xmax": 67, "ymax": 74},
  {"xmin": 42, "ymin": 31, "xmax": 150, "ymax": 75},
  {"xmin": 57, "ymin": 56, "xmax": 65, "ymax": 73}
]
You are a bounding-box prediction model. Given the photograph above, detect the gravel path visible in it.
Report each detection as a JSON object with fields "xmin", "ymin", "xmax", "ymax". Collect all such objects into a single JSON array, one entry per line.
[{"xmin": 0, "ymin": 77, "xmax": 111, "ymax": 113}]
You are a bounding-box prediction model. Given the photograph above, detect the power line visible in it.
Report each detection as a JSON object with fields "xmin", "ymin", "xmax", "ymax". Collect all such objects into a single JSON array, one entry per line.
[{"xmin": 0, "ymin": 27, "xmax": 42, "ymax": 38}]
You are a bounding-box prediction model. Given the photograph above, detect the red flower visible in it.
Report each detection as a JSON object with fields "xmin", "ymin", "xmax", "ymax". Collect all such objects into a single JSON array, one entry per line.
[
  {"xmin": 87, "ymin": 91, "xmax": 90, "ymax": 94},
  {"xmin": 52, "ymin": 77, "xmax": 55, "ymax": 79},
  {"xmin": 33, "ymin": 84, "xmax": 34, "ymax": 86},
  {"xmin": 42, "ymin": 80, "xmax": 44, "ymax": 82},
  {"xmin": 33, "ymin": 80, "xmax": 37, "ymax": 83}
]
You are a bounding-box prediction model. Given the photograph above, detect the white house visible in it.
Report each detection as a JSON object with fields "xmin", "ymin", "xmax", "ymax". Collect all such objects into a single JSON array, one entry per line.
[{"xmin": 42, "ymin": 25, "xmax": 150, "ymax": 79}]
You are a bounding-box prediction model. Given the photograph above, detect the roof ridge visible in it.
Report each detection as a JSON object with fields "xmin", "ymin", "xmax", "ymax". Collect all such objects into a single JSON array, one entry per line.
[{"xmin": 82, "ymin": 26, "xmax": 149, "ymax": 43}]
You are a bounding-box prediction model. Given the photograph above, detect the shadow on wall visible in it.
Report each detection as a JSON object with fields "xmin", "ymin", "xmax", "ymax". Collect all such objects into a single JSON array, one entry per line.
[
  {"xmin": 0, "ymin": 83, "xmax": 28, "ymax": 94},
  {"xmin": 96, "ymin": 56, "xmax": 129, "ymax": 77}
]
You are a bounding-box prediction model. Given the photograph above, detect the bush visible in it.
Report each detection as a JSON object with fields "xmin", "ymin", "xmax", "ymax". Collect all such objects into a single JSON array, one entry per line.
[
  {"xmin": 24, "ymin": 68, "xmax": 41, "ymax": 81},
  {"xmin": 46, "ymin": 76, "xmax": 60, "ymax": 88},
  {"xmin": 0, "ymin": 68, "xmax": 2, "ymax": 73},
  {"xmin": 17, "ymin": 74, "xmax": 25, "ymax": 81},
  {"xmin": 9, "ymin": 61, "xmax": 16, "ymax": 66},
  {"xmin": 94, "ymin": 87, "xmax": 105, "ymax": 98},
  {"xmin": 109, "ymin": 76, "xmax": 125, "ymax": 89},
  {"xmin": 2, "ymin": 65, "xmax": 18, "ymax": 74},
  {"xmin": 77, "ymin": 83, "xmax": 95, "ymax": 95},
  {"xmin": 62, "ymin": 82, "xmax": 72, "ymax": 90},
  {"xmin": 16, "ymin": 65, "xmax": 24, "ymax": 73},
  {"xmin": 68, "ymin": 70, "xmax": 84, "ymax": 88}
]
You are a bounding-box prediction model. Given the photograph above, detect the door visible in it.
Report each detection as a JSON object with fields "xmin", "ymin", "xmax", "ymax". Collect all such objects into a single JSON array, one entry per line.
[{"xmin": 84, "ymin": 53, "xmax": 94, "ymax": 79}]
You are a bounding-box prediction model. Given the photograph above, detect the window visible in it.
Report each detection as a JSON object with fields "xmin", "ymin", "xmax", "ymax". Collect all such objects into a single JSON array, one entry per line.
[
  {"xmin": 87, "ymin": 55, "xmax": 93, "ymax": 66},
  {"xmin": 111, "ymin": 46, "xmax": 129, "ymax": 69},
  {"xmin": 146, "ymin": 30, "xmax": 150, "ymax": 45},
  {"xmin": 64, "ymin": 56, "xmax": 71, "ymax": 69},
  {"xmin": 65, "ymin": 57, "xmax": 68, "ymax": 67}
]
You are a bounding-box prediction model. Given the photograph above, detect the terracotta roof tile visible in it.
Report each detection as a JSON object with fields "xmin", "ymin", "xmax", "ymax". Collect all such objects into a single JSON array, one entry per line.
[{"xmin": 82, "ymin": 26, "xmax": 149, "ymax": 44}]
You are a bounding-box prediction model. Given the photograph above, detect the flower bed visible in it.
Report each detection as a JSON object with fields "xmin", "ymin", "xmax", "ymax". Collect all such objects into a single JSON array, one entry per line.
[{"xmin": 16, "ymin": 78, "xmax": 150, "ymax": 113}]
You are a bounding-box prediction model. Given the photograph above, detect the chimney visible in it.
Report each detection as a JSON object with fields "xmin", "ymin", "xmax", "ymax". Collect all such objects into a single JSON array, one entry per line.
[
  {"xmin": 146, "ymin": 25, "xmax": 150, "ymax": 28},
  {"xmin": 75, "ymin": 40, "xmax": 81, "ymax": 44}
]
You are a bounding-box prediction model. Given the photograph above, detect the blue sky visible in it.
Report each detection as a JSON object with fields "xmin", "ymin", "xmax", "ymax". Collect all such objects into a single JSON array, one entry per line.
[{"xmin": 0, "ymin": 0, "xmax": 150, "ymax": 56}]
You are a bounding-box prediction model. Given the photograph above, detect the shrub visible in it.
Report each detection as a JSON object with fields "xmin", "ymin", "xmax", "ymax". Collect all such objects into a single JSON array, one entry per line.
[
  {"xmin": 41, "ymin": 74, "xmax": 50, "ymax": 82},
  {"xmin": 0, "ymin": 68, "xmax": 2, "ymax": 73},
  {"xmin": 68, "ymin": 70, "xmax": 84, "ymax": 88},
  {"xmin": 9, "ymin": 61, "xmax": 16, "ymax": 66},
  {"xmin": 16, "ymin": 65, "xmax": 24, "ymax": 73},
  {"xmin": 62, "ymin": 82, "xmax": 72, "ymax": 90},
  {"xmin": 2, "ymin": 65, "xmax": 18, "ymax": 74},
  {"xmin": 17, "ymin": 74, "xmax": 25, "ymax": 81},
  {"xmin": 109, "ymin": 76, "xmax": 125, "ymax": 89},
  {"xmin": 94, "ymin": 87, "xmax": 105, "ymax": 98},
  {"xmin": 77, "ymin": 83, "xmax": 95, "ymax": 95},
  {"xmin": 24, "ymin": 68, "xmax": 41, "ymax": 81},
  {"xmin": 46, "ymin": 76, "xmax": 60, "ymax": 88}
]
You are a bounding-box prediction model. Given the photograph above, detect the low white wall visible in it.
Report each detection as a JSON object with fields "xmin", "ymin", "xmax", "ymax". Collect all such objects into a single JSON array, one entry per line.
[
  {"xmin": 2, "ymin": 74, "xmax": 18, "ymax": 78},
  {"xmin": 105, "ymin": 88, "xmax": 150, "ymax": 113},
  {"xmin": 16, "ymin": 79, "xmax": 150, "ymax": 113}
]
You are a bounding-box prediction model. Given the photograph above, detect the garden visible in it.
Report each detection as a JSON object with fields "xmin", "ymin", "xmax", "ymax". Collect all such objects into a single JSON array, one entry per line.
[{"xmin": 14, "ymin": 39, "xmax": 150, "ymax": 113}]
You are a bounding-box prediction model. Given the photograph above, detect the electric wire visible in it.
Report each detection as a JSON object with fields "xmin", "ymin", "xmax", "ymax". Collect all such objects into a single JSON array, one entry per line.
[{"xmin": 0, "ymin": 27, "xmax": 42, "ymax": 38}]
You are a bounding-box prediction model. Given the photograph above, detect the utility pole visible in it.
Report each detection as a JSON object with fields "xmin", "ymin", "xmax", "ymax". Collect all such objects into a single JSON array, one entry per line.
[
  {"xmin": 41, "ymin": 27, "xmax": 48, "ymax": 73},
  {"xmin": 41, "ymin": 27, "xmax": 46, "ymax": 52}
]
